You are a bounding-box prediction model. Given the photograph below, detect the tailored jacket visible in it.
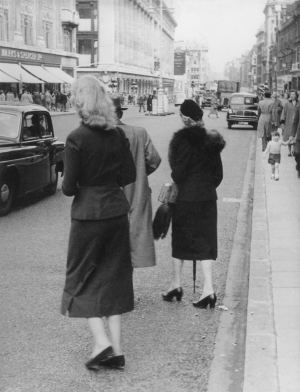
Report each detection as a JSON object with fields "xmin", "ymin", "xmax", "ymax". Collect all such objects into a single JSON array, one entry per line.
[
  {"xmin": 117, "ymin": 120, "xmax": 161, "ymax": 268},
  {"xmin": 257, "ymin": 98, "xmax": 273, "ymax": 138},
  {"xmin": 281, "ymin": 100, "xmax": 298, "ymax": 142},
  {"xmin": 169, "ymin": 125, "xmax": 225, "ymax": 202},
  {"xmin": 62, "ymin": 123, "xmax": 136, "ymax": 220}
]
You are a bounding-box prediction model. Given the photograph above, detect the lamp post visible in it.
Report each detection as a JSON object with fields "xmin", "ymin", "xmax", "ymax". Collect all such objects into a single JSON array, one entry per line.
[{"xmin": 157, "ymin": 0, "xmax": 165, "ymax": 115}]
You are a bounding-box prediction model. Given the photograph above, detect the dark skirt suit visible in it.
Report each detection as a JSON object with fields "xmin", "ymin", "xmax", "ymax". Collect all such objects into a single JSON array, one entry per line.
[
  {"xmin": 61, "ymin": 124, "xmax": 136, "ymax": 318},
  {"xmin": 169, "ymin": 126, "xmax": 225, "ymax": 261}
]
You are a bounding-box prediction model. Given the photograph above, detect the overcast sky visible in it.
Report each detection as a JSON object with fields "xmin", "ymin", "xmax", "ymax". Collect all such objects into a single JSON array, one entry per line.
[{"xmin": 174, "ymin": 0, "xmax": 267, "ymax": 75}]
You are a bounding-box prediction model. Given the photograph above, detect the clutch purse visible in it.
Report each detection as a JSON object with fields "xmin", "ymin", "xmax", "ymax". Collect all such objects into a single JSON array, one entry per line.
[{"xmin": 158, "ymin": 182, "xmax": 179, "ymax": 204}]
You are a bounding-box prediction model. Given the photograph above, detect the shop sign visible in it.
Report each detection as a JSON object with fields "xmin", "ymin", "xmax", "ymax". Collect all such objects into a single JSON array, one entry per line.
[
  {"xmin": 0, "ymin": 47, "xmax": 61, "ymax": 65},
  {"xmin": 174, "ymin": 51, "xmax": 186, "ymax": 75},
  {"xmin": 61, "ymin": 57, "xmax": 77, "ymax": 68}
]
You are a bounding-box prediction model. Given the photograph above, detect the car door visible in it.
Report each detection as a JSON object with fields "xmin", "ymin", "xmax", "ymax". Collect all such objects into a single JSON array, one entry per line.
[{"xmin": 21, "ymin": 112, "xmax": 50, "ymax": 192}]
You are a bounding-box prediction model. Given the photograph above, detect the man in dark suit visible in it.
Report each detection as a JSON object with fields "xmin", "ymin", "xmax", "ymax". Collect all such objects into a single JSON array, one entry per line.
[{"xmin": 291, "ymin": 104, "xmax": 300, "ymax": 178}]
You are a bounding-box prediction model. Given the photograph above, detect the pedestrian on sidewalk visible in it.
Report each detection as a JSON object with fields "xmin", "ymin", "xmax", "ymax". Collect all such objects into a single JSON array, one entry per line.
[
  {"xmin": 61, "ymin": 75, "xmax": 136, "ymax": 371},
  {"xmin": 112, "ymin": 95, "xmax": 161, "ymax": 268},
  {"xmin": 280, "ymin": 90, "xmax": 298, "ymax": 156},
  {"xmin": 147, "ymin": 94, "xmax": 153, "ymax": 114},
  {"xmin": 270, "ymin": 92, "xmax": 283, "ymax": 134},
  {"xmin": 291, "ymin": 102, "xmax": 300, "ymax": 178},
  {"xmin": 138, "ymin": 94, "xmax": 145, "ymax": 112},
  {"xmin": 208, "ymin": 94, "xmax": 218, "ymax": 118},
  {"xmin": 257, "ymin": 91, "xmax": 273, "ymax": 151},
  {"xmin": 162, "ymin": 99, "xmax": 225, "ymax": 309},
  {"xmin": 263, "ymin": 130, "xmax": 290, "ymax": 180}
]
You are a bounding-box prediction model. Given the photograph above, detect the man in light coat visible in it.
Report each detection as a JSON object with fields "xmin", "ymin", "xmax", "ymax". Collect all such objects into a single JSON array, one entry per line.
[
  {"xmin": 257, "ymin": 91, "xmax": 273, "ymax": 151},
  {"xmin": 112, "ymin": 95, "xmax": 161, "ymax": 268}
]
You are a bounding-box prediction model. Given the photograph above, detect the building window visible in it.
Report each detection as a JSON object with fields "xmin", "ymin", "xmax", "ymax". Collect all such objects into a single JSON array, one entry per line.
[
  {"xmin": 43, "ymin": 21, "xmax": 53, "ymax": 49},
  {"xmin": 63, "ymin": 29, "xmax": 72, "ymax": 52},
  {"xmin": 0, "ymin": 9, "xmax": 8, "ymax": 41},
  {"xmin": 21, "ymin": 14, "xmax": 33, "ymax": 45},
  {"xmin": 78, "ymin": 39, "xmax": 92, "ymax": 55}
]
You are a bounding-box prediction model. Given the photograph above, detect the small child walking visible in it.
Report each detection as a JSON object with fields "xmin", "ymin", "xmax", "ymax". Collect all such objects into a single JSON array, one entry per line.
[{"xmin": 263, "ymin": 130, "xmax": 290, "ymax": 180}]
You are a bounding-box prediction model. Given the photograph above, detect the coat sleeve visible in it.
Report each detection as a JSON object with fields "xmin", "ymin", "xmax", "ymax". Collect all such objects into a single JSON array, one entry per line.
[
  {"xmin": 144, "ymin": 131, "xmax": 161, "ymax": 175},
  {"xmin": 169, "ymin": 138, "xmax": 192, "ymax": 184},
  {"xmin": 291, "ymin": 104, "xmax": 300, "ymax": 138},
  {"xmin": 117, "ymin": 130, "xmax": 136, "ymax": 187},
  {"xmin": 62, "ymin": 134, "xmax": 81, "ymax": 196},
  {"xmin": 280, "ymin": 102, "xmax": 287, "ymax": 124},
  {"xmin": 212, "ymin": 153, "xmax": 223, "ymax": 188}
]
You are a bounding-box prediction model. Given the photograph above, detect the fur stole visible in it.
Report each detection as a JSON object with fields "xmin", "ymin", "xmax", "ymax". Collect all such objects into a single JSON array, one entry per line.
[{"xmin": 168, "ymin": 125, "xmax": 225, "ymax": 167}]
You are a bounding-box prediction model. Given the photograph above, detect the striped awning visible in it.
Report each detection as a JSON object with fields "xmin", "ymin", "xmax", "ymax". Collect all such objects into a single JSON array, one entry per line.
[{"xmin": 21, "ymin": 65, "xmax": 63, "ymax": 84}]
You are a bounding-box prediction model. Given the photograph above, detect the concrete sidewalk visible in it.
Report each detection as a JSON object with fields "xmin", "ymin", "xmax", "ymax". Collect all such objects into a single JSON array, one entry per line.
[{"xmin": 243, "ymin": 138, "xmax": 300, "ymax": 392}]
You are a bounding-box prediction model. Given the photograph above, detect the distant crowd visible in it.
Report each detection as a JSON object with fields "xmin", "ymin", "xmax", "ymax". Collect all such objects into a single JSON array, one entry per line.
[{"xmin": 0, "ymin": 89, "xmax": 71, "ymax": 112}]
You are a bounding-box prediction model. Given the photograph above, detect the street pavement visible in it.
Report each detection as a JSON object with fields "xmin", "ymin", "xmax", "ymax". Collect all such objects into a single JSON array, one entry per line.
[
  {"xmin": 1, "ymin": 106, "xmax": 255, "ymax": 392},
  {"xmin": 243, "ymin": 137, "xmax": 300, "ymax": 392}
]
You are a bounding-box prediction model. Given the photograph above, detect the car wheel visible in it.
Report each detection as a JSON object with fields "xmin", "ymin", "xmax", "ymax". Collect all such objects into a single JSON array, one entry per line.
[
  {"xmin": 48, "ymin": 171, "xmax": 58, "ymax": 196},
  {"xmin": 228, "ymin": 122, "xmax": 232, "ymax": 129},
  {"xmin": 0, "ymin": 180, "xmax": 15, "ymax": 216}
]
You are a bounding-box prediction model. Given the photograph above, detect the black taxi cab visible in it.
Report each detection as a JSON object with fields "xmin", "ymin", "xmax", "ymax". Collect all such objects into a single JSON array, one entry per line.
[
  {"xmin": 0, "ymin": 103, "xmax": 65, "ymax": 216},
  {"xmin": 227, "ymin": 92, "xmax": 259, "ymax": 130}
]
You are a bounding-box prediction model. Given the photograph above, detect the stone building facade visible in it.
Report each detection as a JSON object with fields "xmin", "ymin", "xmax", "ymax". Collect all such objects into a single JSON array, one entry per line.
[
  {"xmin": 0, "ymin": 0, "xmax": 78, "ymax": 93},
  {"xmin": 256, "ymin": 25, "xmax": 265, "ymax": 86},
  {"xmin": 76, "ymin": 0, "xmax": 177, "ymax": 96}
]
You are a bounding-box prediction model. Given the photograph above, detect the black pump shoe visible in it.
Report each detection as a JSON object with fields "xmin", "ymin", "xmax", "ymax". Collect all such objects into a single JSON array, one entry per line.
[
  {"xmin": 100, "ymin": 355, "xmax": 125, "ymax": 369},
  {"xmin": 85, "ymin": 346, "xmax": 114, "ymax": 370},
  {"xmin": 162, "ymin": 287, "xmax": 183, "ymax": 302},
  {"xmin": 193, "ymin": 293, "xmax": 217, "ymax": 309}
]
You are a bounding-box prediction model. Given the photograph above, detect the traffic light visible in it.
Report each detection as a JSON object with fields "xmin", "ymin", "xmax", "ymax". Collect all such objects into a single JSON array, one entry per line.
[{"xmin": 191, "ymin": 81, "xmax": 195, "ymax": 88}]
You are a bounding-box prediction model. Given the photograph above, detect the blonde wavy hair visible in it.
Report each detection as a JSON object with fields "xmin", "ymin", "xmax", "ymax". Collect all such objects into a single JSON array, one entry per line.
[{"xmin": 71, "ymin": 75, "xmax": 117, "ymax": 129}]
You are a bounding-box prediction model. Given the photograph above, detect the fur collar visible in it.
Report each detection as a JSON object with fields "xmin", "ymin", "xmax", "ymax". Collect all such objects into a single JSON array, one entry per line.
[{"xmin": 171, "ymin": 125, "xmax": 225, "ymax": 153}]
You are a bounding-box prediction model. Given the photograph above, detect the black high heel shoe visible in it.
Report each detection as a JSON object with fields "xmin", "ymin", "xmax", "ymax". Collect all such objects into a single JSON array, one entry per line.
[
  {"xmin": 162, "ymin": 287, "xmax": 183, "ymax": 302},
  {"xmin": 193, "ymin": 293, "xmax": 217, "ymax": 309}
]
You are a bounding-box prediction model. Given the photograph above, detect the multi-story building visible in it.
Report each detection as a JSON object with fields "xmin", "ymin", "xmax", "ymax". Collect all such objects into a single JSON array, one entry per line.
[
  {"xmin": 174, "ymin": 40, "xmax": 210, "ymax": 95},
  {"xmin": 0, "ymin": 0, "xmax": 78, "ymax": 94},
  {"xmin": 256, "ymin": 24, "xmax": 265, "ymax": 86},
  {"xmin": 263, "ymin": 0, "xmax": 294, "ymax": 86},
  {"xmin": 224, "ymin": 58, "xmax": 241, "ymax": 82},
  {"xmin": 76, "ymin": 0, "xmax": 177, "ymax": 96},
  {"xmin": 276, "ymin": 1, "xmax": 300, "ymax": 92}
]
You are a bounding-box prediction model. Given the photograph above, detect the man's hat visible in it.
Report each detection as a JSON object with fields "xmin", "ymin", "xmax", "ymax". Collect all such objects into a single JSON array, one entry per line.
[{"xmin": 111, "ymin": 95, "xmax": 128, "ymax": 111}]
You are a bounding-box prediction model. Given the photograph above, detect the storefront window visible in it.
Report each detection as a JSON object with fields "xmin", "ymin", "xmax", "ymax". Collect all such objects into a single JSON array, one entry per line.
[
  {"xmin": 0, "ymin": 9, "xmax": 9, "ymax": 41},
  {"xmin": 63, "ymin": 29, "xmax": 72, "ymax": 52},
  {"xmin": 21, "ymin": 14, "xmax": 33, "ymax": 45}
]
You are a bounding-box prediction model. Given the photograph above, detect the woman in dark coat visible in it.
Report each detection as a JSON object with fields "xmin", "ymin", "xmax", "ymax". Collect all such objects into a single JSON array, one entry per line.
[
  {"xmin": 61, "ymin": 75, "xmax": 136, "ymax": 370},
  {"xmin": 162, "ymin": 100, "xmax": 225, "ymax": 309},
  {"xmin": 147, "ymin": 94, "xmax": 153, "ymax": 113}
]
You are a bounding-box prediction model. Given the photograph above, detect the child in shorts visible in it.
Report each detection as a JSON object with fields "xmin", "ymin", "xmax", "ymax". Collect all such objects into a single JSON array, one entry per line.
[{"xmin": 263, "ymin": 131, "xmax": 290, "ymax": 180}]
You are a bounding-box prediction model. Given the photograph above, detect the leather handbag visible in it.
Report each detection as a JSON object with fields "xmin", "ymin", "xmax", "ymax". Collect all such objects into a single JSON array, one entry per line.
[{"xmin": 158, "ymin": 182, "xmax": 179, "ymax": 205}]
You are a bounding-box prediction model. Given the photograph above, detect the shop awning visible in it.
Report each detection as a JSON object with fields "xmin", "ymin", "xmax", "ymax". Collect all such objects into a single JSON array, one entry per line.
[
  {"xmin": 44, "ymin": 67, "xmax": 75, "ymax": 84},
  {"xmin": 0, "ymin": 69, "xmax": 19, "ymax": 83},
  {"xmin": 21, "ymin": 64, "xmax": 63, "ymax": 84},
  {"xmin": 0, "ymin": 63, "xmax": 44, "ymax": 84}
]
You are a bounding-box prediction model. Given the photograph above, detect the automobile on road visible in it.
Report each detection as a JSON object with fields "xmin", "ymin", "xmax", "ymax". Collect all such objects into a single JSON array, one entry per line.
[
  {"xmin": 227, "ymin": 92, "xmax": 258, "ymax": 130},
  {"xmin": 0, "ymin": 103, "xmax": 65, "ymax": 216}
]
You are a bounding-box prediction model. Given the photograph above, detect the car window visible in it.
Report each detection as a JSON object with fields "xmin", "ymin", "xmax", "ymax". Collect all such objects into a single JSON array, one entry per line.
[
  {"xmin": 230, "ymin": 96, "xmax": 245, "ymax": 105},
  {"xmin": 40, "ymin": 114, "xmax": 53, "ymax": 138},
  {"xmin": 0, "ymin": 112, "xmax": 20, "ymax": 138},
  {"xmin": 245, "ymin": 97, "xmax": 258, "ymax": 104}
]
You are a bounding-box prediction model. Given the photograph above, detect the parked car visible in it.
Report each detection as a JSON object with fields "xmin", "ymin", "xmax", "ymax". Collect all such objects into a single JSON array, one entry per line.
[
  {"xmin": 174, "ymin": 93, "xmax": 187, "ymax": 106},
  {"xmin": 0, "ymin": 103, "xmax": 65, "ymax": 216},
  {"xmin": 227, "ymin": 93, "xmax": 259, "ymax": 130}
]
